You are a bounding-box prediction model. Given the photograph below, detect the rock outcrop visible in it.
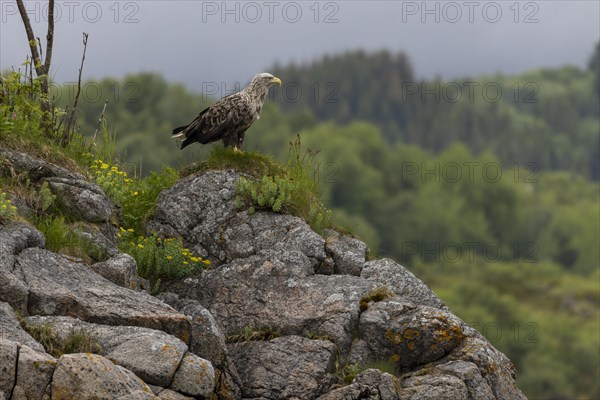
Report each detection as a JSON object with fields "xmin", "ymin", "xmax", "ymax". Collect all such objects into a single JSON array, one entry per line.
[
  {"xmin": 148, "ymin": 169, "xmax": 527, "ymax": 400},
  {"xmin": 0, "ymin": 157, "xmax": 527, "ymax": 399}
]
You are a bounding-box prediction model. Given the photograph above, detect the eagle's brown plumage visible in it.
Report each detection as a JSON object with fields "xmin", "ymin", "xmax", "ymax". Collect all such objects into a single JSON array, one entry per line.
[{"xmin": 172, "ymin": 73, "xmax": 282, "ymax": 150}]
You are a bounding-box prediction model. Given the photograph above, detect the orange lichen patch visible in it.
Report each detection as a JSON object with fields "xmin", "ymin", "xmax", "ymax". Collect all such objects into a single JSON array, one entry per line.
[
  {"xmin": 161, "ymin": 343, "xmax": 176, "ymax": 353},
  {"xmin": 389, "ymin": 354, "xmax": 401, "ymax": 363},
  {"xmin": 178, "ymin": 329, "xmax": 190, "ymax": 344},
  {"xmin": 403, "ymin": 328, "xmax": 420, "ymax": 340},
  {"xmin": 434, "ymin": 322, "xmax": 465, "ymax": 345},
  {"xmin": 386, "ymin": 329, "xmax": 404, "ymax": 345},
  {"xmin": 407, "ymin": 342, "xmax": 416, "ymax": 351},
  {"xmin": 486, "ymin": 361, "xmax": 500, "ymax": 376}
]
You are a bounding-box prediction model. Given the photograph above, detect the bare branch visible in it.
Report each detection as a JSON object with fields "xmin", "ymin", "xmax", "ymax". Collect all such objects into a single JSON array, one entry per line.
[
  {"xmin": 64, "ymin": 32, "xmax": 89, "ymax": 142},
  {"xmin": 36, "ymin": 36, "xmax": 43, "ymax": 63},
  {"xmin": 16, "ymin": 0, "xmax": 42, "ymax": 75},
  {"xmin": 93, "ymin": 100, "xmax": 109, "ymax": 143},
  {"xmin": 43, "ymin": 0, "xmax": 55, "ymax": 75}
]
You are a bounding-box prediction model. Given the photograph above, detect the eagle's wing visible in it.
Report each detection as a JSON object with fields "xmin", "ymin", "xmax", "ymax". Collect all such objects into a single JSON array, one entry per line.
[{"xmin": 173, "ymin": 93, "xmax": 247, "ymax": 149}]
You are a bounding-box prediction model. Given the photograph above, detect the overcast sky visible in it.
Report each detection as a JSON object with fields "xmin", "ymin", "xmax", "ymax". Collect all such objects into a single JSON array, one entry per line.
[{"xmin": 1, "ymin": 1, "xmax": 599, "ymax": 91}]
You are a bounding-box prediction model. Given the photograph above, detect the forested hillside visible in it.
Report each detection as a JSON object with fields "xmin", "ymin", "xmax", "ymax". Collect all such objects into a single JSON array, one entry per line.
[
  {"xmin": 55, "ymin": 45, "xmax": 600, "ymax": 400},
  {"xmin": 271, "ymin": 48, "xmax": 600, "ymax": 180}
]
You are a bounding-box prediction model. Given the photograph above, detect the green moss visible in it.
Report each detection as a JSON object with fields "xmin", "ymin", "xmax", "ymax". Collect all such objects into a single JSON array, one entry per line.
[
  {"xmin": 337, "ymin": 359, "xmax": 399, "ymax": 384},
  {"xmin": 180, "ymin": 147, "xmax": 285, "ymax": 179}
]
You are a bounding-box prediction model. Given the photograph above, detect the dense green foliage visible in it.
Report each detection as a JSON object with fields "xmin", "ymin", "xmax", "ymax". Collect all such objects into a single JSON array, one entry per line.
[
  {"xmin": 273, "ymin": 49, "xmax": 600, "ymax": 180},
  {"xmin": 3, "ymin": 44, "xmax": 599, "ymax": 399}
]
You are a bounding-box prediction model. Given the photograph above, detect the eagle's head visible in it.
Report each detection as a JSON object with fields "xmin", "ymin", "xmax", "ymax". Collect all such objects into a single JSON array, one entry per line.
[{"xmin": 251, "ymin": 72, "xmax": 282, "ymax": 87}]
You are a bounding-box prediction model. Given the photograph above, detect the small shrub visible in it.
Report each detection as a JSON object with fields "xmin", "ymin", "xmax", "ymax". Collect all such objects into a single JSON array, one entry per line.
[
  {"xmin": 117, "ymin": 229, "xmax": 210, "ymax": 285},
  {"xmin": 91, "ymin": 159, "xmax": 178, "ymax": 234},
  {"xmin": 0, "ymin": 72, "xmax": 45, "ymax": 141},
  {"xmin": 0, "ymin": 192, "xmax": 18, "ymax": 222},
  {"xmin": 236, "ymin": 175, "xmax": 296, "ymax": 213},
  {"xmin": 0, "ymin": 71, "xmax": 95, "ymax": 169},
  {"xmin": 234, "ymin": 135, "xmax": 333, "ymax": 234},
  {"xmin": 90, "ymin": 159, "xmax": 133, "ymax": 205},
  {"xmin": 37, "ymin": 181, "xmax": 56, "ymax": 213},
  {"xmin": 359, "ymin": 287, "xmax": 395, "ymax": 311}
]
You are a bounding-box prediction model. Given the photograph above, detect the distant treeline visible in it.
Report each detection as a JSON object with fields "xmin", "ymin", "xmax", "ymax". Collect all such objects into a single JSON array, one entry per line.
[{"xmin": 271, "ymin": 45, "xmax": 600, "ymax": 180}]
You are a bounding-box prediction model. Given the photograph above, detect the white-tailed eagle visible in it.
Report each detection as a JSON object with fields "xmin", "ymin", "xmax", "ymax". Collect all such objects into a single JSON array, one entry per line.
[{"xmin": 172, "ymin": 73, "xmax": 282, "ymax": 151}]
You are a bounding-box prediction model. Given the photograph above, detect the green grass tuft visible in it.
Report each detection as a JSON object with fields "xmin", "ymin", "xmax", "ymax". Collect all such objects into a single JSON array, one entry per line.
[
  {"xmin": 226, "ymin": 326, "xmax": 281, "ymax": 343},
  {"xmin": 17, "ymin": 313, "xmax": 103, "ymax": 357},
  {"xmin": 62, "ymin": 328, "xmax": 103, "ymax": 355},
  {"xmin": 36, "ymin": 216, "xmax": 108, "ymax": 263},
  {"xmin": 16, "ymin": 314, "xmax": 63, "ymax": 358}
]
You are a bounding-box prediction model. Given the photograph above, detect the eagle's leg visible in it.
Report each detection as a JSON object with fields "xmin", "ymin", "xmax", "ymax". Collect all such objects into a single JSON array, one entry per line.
[
  {"xmin": 236, "ymin": 132, "xmax": 245, "ymax": 153},
  {"xmin": 223, "ymin": 131, "xmax": 238, "ymax": 150}
]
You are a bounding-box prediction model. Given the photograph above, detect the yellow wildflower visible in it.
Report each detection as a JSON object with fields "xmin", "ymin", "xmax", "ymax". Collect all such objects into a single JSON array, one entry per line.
[
  {"xmin": 137, "ymin": 244, "xmax": 144, "ymax": 249},
  {"xmin": 166, "ymin": 255, "xmax": 173, "ymax": 260}
]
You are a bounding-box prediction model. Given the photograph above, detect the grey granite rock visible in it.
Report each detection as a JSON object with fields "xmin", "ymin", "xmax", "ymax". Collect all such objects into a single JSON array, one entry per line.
[
  {"xmin": 229, "ymin": 335, "xmax": 337, "ymax": 400},
  {"xmin": 170, "ymin": 353, "xmax": 215, "ymax": 397},
  {"xmin": 324, "ymin": 229, "xmax": 368, "ymax": 276},
  {"xmin": 45, "ymin": 177, "xmax": 116, "ymax": 223},
  {"xmin": 13, "ymin": 248, "xmax": 189, "ymax": 340},
  {"xmin": 51, "ymin": 353, "xmax": 153, "ymax": 400}
]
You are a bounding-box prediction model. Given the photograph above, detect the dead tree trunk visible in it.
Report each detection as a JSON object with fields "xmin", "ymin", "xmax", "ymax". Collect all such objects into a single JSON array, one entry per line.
[{"xmin": 16, "ymin": 0, "xmax": 55, "ymax": 133}]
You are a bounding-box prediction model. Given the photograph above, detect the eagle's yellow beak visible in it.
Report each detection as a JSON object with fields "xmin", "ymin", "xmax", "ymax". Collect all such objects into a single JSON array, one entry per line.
[{"xmin": 271, "ymin": 76, "xmax": 282, "ymax": 86}]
